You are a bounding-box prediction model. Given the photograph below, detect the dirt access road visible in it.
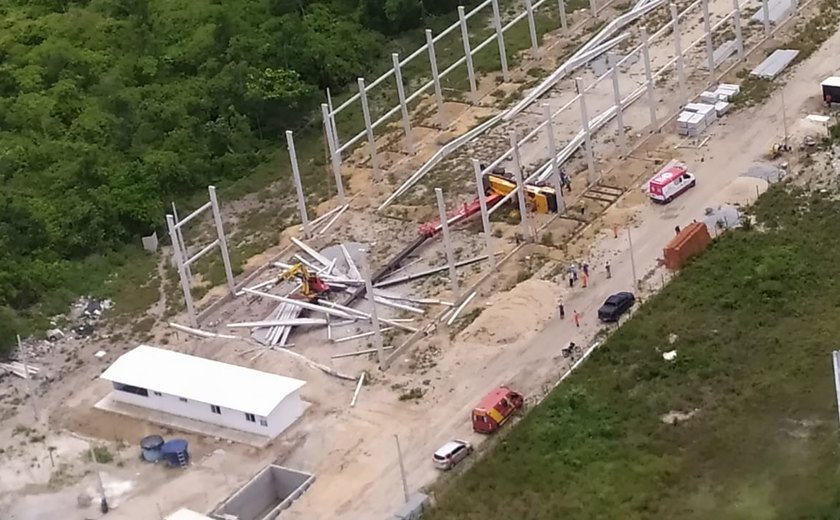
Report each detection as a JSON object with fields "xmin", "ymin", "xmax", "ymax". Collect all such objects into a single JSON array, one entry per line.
[{"xmin": 278, "ymin": 25, "xmax": 836, "ymax": 520}]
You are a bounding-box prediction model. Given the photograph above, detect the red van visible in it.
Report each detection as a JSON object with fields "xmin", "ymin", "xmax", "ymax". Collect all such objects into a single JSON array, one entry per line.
[
  {"xmin": 648, "ymin": 166, "xmax": 696, "ymax": 203},
  {"xmin": 471, "ymin": 386, "xmax": 524, "ymax": 434}
]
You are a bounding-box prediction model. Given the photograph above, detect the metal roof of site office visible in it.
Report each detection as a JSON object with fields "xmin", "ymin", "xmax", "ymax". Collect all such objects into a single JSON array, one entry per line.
[{"xmin": 100, "ymin": 345, "xmax": 305, "ymax": 416}]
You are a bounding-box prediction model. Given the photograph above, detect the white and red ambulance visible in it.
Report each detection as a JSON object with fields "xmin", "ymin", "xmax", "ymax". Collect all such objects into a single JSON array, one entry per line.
[{"xmin": 647, "ymin": 165, "xmax": 696, "ymax": 203}]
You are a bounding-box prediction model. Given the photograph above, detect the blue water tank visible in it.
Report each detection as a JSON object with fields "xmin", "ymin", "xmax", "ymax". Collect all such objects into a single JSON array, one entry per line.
[
  {"xmin": 139, "ymin": 435, "xmax": 165, "ymax": 462},
  {"xmin": 161, "ymin": 439, "xmax": 189, "ymax": 467}
]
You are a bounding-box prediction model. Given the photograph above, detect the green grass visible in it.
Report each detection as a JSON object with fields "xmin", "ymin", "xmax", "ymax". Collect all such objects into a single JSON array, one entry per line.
[{"xmin": 424, "ymin": 185, "xmax": 840, "ymax": 519}]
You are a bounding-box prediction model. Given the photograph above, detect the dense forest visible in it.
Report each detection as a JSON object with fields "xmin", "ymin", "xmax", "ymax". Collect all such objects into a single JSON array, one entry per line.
[{"xmin": 0, "ymin": 0, "xmax": 465, "ymax": 343}]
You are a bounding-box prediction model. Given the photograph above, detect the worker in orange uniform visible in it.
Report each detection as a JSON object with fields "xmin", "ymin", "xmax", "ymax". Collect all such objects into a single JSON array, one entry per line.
[
  {"xmin": 573, "ymin": 310, "xmax": 581, "ymax": 327},
  {"xmin": 613, "ymin": 224, "xmax": 619, "ymax": 238},
  {"xmin": 581, "ymin": 272, "xmax": 588, "ymax": 288}
]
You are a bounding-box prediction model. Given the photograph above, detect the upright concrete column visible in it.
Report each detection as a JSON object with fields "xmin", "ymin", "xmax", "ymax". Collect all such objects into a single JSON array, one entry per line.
[
  {"xmin": 491, "ymin": 0, "xmax": 510, "ymax": 81},
  {"xmin": 702, "ymin": 0, "xmax": 716, "ymax": 83},
  {"xmin": 458, "ymin": 6, "xmax": 478, "ymax": 103},
  {"xmin": 426, "ymin": 29, "xmax": 446, "ymax": 128},
  {"xmin": 670, "ymin": 4, "xmax": 687, "ymax": 106},
  {"xmin": 286, "ymin": 131, "xmax": 310, "ymax": 238},
  {"xmin": 732, "ymin": 0, "xmax": 745, "ymax": 60},
  {"xmin": 640, "ymin": 27, "xmax": 657, "ymax": 130},
  {"xmin": 589, "ymin": 0, "xmax": 598, "ymax": 17},
  {"xmin": 167, "ymin": 214, "xmax": 197, "ymax": 327},
  {"xmin": 610, "ymin": 67, "xmax": 627, "ymax": 154},
  {"xmin": 762, "ymin": 0, "xmax": 771, "ymax": 37},
  {"xmin": 525, "ymin": 0, "xmax": 539, "ymax": 54},
  {"xmin": 542, "ymin": 103, "xmax": 566, "ymax": 213},
  {"xmin": 321, "ymin": 103, "xmax": 346, "ymax": 204},
  {"xmin": 558, "ymin": 0, "xmax": 568, "ymax": 30},
  {"xmin": 208, "ymin": 186, "xmax": 236, "ymax": 295},
  {"xmin": 392, "ymin": 53, "xmax": 414, "ymax": 154},
  {"xmin": 360, "ymin": 251, "xmax": 385, "ymax": 369},
  {"xmin": 357, "ymin": 78, "xmax": 380, "ymax": 177},
  {"xmin": 472, "ymin": 159, "xmax": 496, "ymax": 271},
  {"xmin": 576, "ymin": 78, "xmax": 597, "ymax": 184},
  {"xmin": 509, "ymin": 133, "xmax": 533, "ymax": 241},
  {"xmin": 435, "ymin": 188, "xmax": 460, "ymax": 297}
]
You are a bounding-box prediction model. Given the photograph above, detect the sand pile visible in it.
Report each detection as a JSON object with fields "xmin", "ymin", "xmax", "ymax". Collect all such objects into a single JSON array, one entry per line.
[{"xmin": 459, "ymin": 279, "xmax": 557, "ymax": 345}]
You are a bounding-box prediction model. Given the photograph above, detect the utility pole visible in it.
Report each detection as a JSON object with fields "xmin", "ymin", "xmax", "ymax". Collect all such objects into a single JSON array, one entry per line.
[{"xmin": 395, "ymin": 434, "xmax": 410, "ymax": 504}]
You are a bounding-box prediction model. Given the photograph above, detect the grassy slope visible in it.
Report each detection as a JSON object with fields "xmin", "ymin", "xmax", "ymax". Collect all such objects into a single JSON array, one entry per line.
[{"xmin": 425, "ymin": 186, "xmax": 840, "ymax": 520}]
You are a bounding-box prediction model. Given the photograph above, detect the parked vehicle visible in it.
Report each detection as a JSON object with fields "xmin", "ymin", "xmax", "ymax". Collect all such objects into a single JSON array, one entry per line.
[
  {"xmin": 648, "ymin": 166, "xmax": 696, "ymax": 203},
  {"xmin": 471, "ymin": 386, "xmax": 524, "ymax": 434},
  {"xmin": 597, "ymin": 292, "xmax": 636, "ymax": 323},
  {"xmin": 432, "ymin": 439, "xmax": 473, "ymax": 470}
]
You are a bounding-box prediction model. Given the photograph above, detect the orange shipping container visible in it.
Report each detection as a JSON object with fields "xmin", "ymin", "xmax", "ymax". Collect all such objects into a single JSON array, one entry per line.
[{"xmin": 663, "ymin": 222, "xmax": 711, "ymax": 270}]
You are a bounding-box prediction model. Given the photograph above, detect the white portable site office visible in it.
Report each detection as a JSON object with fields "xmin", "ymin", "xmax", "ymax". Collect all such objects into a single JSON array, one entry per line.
[{"xmin": 100, "ymin": 345, "xmax": 306, "ymax": 439}]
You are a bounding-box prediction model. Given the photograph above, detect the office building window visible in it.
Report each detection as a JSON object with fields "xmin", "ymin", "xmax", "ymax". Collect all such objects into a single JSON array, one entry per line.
[
  {"xmin": 259, "ymin": 419, "xmax": 268, "ymax": 427},
  {"xmin": 153, "ymin": 391, "xmax": 162, "ymax": 396},
  {"xmin": 179, "ymin": 397, "xmax": 188, "ymax": 402},
  {"xmin": 211, "ymin": 405, "xmax": 221, "ymax": 414},
  {"xmin": 245, "ymin": 413, "xmax": 256, "ymax": 423}
]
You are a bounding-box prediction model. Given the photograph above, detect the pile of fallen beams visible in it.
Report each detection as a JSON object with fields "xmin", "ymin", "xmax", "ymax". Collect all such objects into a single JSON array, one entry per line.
[{"xmin": 228, "ymin": 237, "xmax": 454, "ymax": 351}]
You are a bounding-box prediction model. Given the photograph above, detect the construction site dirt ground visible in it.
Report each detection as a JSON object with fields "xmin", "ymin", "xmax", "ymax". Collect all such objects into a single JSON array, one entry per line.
[{"xmin": 0, "ymin": 0, "xmax": 835, "ymax": 518}]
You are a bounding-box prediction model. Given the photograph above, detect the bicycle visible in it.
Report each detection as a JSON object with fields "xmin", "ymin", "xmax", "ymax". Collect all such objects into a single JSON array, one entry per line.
[{"xmin": 561, "ymin": 342, "xmax": 582, "ymax": 359}]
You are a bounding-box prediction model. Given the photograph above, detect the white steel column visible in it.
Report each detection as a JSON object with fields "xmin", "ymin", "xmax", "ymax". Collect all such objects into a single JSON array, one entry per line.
[
  {"xmin": 576, "ymin": 78, "xmax": 597, "ymax": 184},
  {"xmin": 610, "ymin": 67, "xmax": 626, "ymax": 154},
  {"xmin": 321, "ymin": 103, "xmax": 346, "ymax": 204},
  {"xmin": 542, "ymin": 103, "xmax": 566, "ymax": 213},
  {"xmin": 167, "ymin": 214, "xmax": 197, "ymax": 327},
  {"xmin": 670, "ymin": 4, "xmax": 686, "ymax": 106},
  {"xmin": 458, "ymin": 6, "xmax": 478, "ymax": 103},
  {"xmin": 472, "ymin": 159, "xmax": 496, "ymax": 271},
  {"xmin": 762, "ymin": 0, "xmax": 771, "ymax": 37},
  {"xmin": 702, "ymin": 0, "xmax": 716, "ymax": 82},
  {"xmin": 640, "ymin": 27, "xmax": 657, "ymax": 129},
  {"xmin": 435, "ymin": 188, "xmax": 460, "ymax": 297},
  {"xmin": 357, "ymin": 78, "xmax": 380, "ymax": 177},
  {"xmin": 525, "ymin": 0, "xmax": 539, "ymax": 54},
  {"xmin": 558, "ymin": 0, "xmax": 568, "ymax": 31},
  {"xmin": 426, "ymin": 29, "xmax": 446, "ymax": 127},
  {"xmin": 392, "ymin": 53, "xmax": 414, "ymax": 154},
  {"xmin": 510, "ymin": 133, "xmax": 533, "ymax": 240},
  {"xmin": 732, "ymin": 0, "xmax": 745, "ymax": 60},
  {"xmin": 491, "ymin": 0, "xmax": 510, "ymax": 81},
  {"xmin": 208, "ymin": 186, "xmax": 236, "ymax": 294},
  {"xmin": 286, "ymin": 131, "xmax": 310, "ymax": 238},
  {"xmin": 589, "ymin": 0, "xmax": 598, "ymax": 17}
]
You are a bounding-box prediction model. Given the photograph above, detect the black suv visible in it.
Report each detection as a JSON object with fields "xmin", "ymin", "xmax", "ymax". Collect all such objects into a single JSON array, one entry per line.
[{"xmin": 597, "ymin": 292, "xmax": 636, "ymax": 322}]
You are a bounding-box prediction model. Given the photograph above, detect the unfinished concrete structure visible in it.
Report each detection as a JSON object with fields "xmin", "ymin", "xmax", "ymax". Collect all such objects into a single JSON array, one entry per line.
[{"xmin": 212, "ymin": 465, "xmax": 315, "ymax": 520}]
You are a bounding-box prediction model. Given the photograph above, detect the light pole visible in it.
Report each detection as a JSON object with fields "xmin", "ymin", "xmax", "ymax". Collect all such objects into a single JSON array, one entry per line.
[
  {"xmin": 627, "ymin": 228, "xmax": 638, "ymax": 289},
  {"xmin": 781, "ymin": 90, "xmax": 789, "ymax": 150},
  {"xmin": 395, "ymin": 434, "xmax": 409, "ymax": 503}
]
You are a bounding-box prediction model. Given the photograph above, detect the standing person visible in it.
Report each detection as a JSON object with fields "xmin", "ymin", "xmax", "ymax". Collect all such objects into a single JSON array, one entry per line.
[
  {"xmin": 582, "ymin": 262, "xmax": 590, "ymax": 277},
  {"xmin": 571, "ymin": 264, "xmax": 579, "ymax": 281},
  {"xmin": 675, "ymin": 225, "xmax": 681, "ymax": 235},
  {"xmin": 573, "ymin": 310, "xmax": 581, "ymax": 328},
  {"xmin": 605, "ymin": 261, "xmax": 612, "ymax": 279},
  {"xmin": 568, "ymin": 272, "xmax": 575, "ymax": 288},
  {"xmin": 582, "ymin": 272, "xmax": 588, "ymax": 288},
  {"xmin": 558, "ymin": 303, "xmax": 565, "ymax": 319}
]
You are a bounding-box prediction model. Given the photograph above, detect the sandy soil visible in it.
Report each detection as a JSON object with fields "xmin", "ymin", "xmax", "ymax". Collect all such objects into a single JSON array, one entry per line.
[{"xmin": 0, "ymin": 0, "xmax": 835, "ymax": 519}]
